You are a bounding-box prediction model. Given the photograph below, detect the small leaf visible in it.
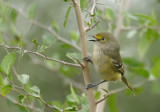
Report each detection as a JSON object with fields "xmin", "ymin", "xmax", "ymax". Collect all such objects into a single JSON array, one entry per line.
[
  {"xmin": 94, "ymin": 91, "xmax": 101, "ymax": 100},
  {"xmin": 1, "ymin": 53, "xmax": 16, "ymax": 75},
  {"xmin": 28, "ymin": 3, "xmax": 36, "ymax": 19},
  {"xmin": 107, "ymin": 94, "xmax": 118, "ymax": 112},
  {"xmin": 0, "ymin": 85, "xmax": 12, "ymax": 97},
  {"xmin": 63, "ymin": 6, "xmax": 72, "ymax": 27},
  {"xmin": 17, "ymin": 74, "xmax": 29, "ymax": 84},
  {"xmin": 10, "ymin": 9, "xmax": 17, "ymax": 23},
  {"xmin": 51, "ymin": 20, "xmax": 59, "ymax": 33},
  {"xmin": 18, "ymin": 95, "xmax": 25, "ymax": 104},
  {"xmin": 30, "ymin": 85, "xmax": 40, "ymax": 94},
  {"xmin": 102, "ymin": 88, "xmax": 109, "ymax": 94},
  {"xmin": 32, "ymin": 37, "xmax": 39, "ymax": 46},
  {"xmin": 70, "ymin": 83, "xmax": 80, "ymax": 104}
]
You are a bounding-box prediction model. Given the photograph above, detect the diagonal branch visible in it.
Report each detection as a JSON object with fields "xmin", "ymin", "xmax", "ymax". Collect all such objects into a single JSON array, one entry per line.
[
  {"xmin": 0, "ymin": 44, "xmax": 81, "ymax": 68},
  {"xmin": 2, "ymin": 2, "xmax": 81, "ymax": 52}
]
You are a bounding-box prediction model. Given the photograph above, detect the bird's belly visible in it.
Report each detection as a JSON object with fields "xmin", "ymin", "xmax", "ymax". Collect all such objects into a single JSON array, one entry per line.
[{"xmin": 92, "ymin": 46, "xmax": 121, "ymax": 81}]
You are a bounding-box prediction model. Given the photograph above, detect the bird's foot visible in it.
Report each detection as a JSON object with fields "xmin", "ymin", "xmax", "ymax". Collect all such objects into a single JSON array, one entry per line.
[
  {"xmin": 86, "ymin": 80, "xmax": 107, "ymax": 89},
  {"xmin": 83, "ymin": 57, "xmax": 93, "ymax": 64}
]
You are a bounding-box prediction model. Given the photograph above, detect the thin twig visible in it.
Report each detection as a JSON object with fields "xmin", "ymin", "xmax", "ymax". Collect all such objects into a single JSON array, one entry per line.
[
  {"xmin": 96, "ymin": 94, "xmax": 110, "ymax": 105},
  {"xmin": 0, "ymin": 44, "xmax": 81, "ymax": 68},
  {"xmin": 0, "ymin": 93, "xmax": 42, "ymax": 112},
  {"xmin": 2, "ymin": 2, "xmax": 81, "ymax": 52},
  {"xmin": 86, "ymin": 19, "xmax": 101, "ymax": 32},
  {"xmin": 114, "ymin": 0, "xmax": 129, "ymax": 38},
  {"xmin": 90, "ymin": 0, "xmax": 97, "ymax": 16}
]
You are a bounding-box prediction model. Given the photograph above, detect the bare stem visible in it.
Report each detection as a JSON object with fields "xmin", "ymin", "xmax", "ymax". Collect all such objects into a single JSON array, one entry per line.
[
  {"xmin": 114, "ymin": 0, "xmax": 129, "ymax": 38},
  {"xmin": 72, "ymin": 0, "xmax": 96, "ymax": 112},
  {"xmin": 86, "ymin": 19, "xmax": 101, "ymax": 32},
  {"xmin": 2, "ymin": 2, "xmax": 81, "ymax": 52},
  {"xmin": 0, "ymin": 44, "xmax": 81, "ymax": 68}
]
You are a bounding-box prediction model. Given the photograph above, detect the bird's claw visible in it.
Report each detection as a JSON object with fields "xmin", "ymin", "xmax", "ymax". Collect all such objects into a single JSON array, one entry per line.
[
  {"xmin": 83, "ymin": 57, "xmax": 93, "ymax": 64},
  {"xmin": 85, "ymin": 83, "xmax": 97, "ymax": 89}
]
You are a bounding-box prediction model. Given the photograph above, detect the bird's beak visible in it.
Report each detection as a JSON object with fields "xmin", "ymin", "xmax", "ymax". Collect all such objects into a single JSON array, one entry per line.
[{"xmin": 88, "ymin": 35, "xmax": 98, "ymax": 42}]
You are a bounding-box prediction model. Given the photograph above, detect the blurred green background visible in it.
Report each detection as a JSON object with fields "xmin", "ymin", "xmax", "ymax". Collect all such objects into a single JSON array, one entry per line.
[{"xmin": 0, "ymin": 0, "xmax": 160, "ymax": 112}]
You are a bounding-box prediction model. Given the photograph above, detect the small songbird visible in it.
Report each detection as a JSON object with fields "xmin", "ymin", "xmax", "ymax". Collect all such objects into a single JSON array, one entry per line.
[{"xmin": 85, "ymin": 32, "xmax": 134, "ymax": 94}]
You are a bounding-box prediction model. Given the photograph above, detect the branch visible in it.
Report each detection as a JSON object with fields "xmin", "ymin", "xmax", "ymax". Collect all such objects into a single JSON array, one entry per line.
[
  {"xmin": 114, "ymin": 0, "xmax": 129, "ymax": 38},
  {"xmin": 96, "ymin": 94, "xmax": 110, "ymax": 105},
  {"xmin": 0, "ymin": 94, "xmax": 42, "ymax": 112},
  {"xmin": 0, "ymin": 44, "xmax": 81, "ymax": 68},
  {"xmin": 72, "ymin": 0, "xmax": 96, "ymax": 112},
  {"xmin": 2, "ymin": 2, "xmax": 81, "ymax": 52},
  {"xmin": 29, "ymin": 55, "xmax": 86, "ymax": 92},
  {"xmin": 90, "ymin": 0, "xmax": 97, "ymax": 16},
  {"xmin": 86, "ymin": 19, "xmax": 101, "ymax": 32}
]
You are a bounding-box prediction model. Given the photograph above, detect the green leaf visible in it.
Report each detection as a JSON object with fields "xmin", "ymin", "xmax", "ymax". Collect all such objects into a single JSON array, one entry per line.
[
  {"xmin": 131, "ymin": 67, "xmax": 150, "ymax": 78},
  {"xmin": 30, "ymin": 85, "xmax": 40, "ymax": 94},
  {"xmin": 18, "ymin": 95, "xmax": 25, "ymax": 104},
  {"xmin": 52, "ymin": 20, "xmax": 59, "ymax": 33},
  {"xmin": 1, "ymin": 53, "xmax": 16, "ymax": 75},
  {"xmin": 10, "ymin": 9, "xmax": 17, "ymax": 23},
  {"xmin": 94, "ymin": 91, "xmax": 101, "ymax": 100},
  {"xmin": 102, "ymin": 88, "xmax": 109, "ymax": 94},
  {"xmin": 63, "ymin": 6, "xmax": 72, "ymax": 27},
  {"xmin": 123, "ymin": 58, "xmax": 144, "ymax": 68},
  {"xmin": 70, "ymin": 83, "xmax": 80, "ymax": 104},
  {"xmin": 60, "ymin": 43, "xmax": 72, "ymax": 49},
  {"xmin": 105, "ymin": 8, "xmax": 115, "ymax": 20},
  {"xmin": 152, "ymin": 59, "xmax": 160, "ymax": 78},
  {"xmin": 0, "ymin": 85, "xmax": 12, "ymax": 97},
  {"xmin": 32, "ymin": 37, "xmax": 39, "ymax": 46},
  {"xmin": 138, "ymin": 36, "xmax": 150, "ymax": 58},
  {"xmin": 28, "ymin": 3, "xmax": 36, "ymax": 19},
  {"xmin": 17, "ymin": 74, "xmax": 29, "ymax": 84},
  {"xmin": 107, "ymin": 94, "xmax": 118, "ymax": 112}
]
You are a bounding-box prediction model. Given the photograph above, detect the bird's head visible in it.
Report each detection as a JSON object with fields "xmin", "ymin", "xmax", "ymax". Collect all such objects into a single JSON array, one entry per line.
[{"xmin": 89, "ymin": 32, "xmax": 113, "ymax": 44}]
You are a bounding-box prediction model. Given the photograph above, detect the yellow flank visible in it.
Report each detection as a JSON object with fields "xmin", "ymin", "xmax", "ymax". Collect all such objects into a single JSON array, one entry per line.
[{"xmin": 94, "ymin": 35, "xmax": 102, "ymax": 40}]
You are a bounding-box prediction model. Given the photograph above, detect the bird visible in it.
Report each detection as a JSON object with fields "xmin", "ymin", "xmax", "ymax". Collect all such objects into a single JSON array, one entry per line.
[{"xmin": 84, "ymin": 32, "xmax": 134, "ymax": 94}]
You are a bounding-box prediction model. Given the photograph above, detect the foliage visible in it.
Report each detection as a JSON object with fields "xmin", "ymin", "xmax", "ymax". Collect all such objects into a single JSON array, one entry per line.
[{"xmin": 0, "ymin": 0, "xmax": 160, "ymax": 112}]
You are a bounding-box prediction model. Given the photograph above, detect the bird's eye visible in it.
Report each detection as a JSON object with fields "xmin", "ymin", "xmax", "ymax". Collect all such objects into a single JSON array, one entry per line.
[{"xmin": 101, "ymin": 38, "xmax": 105, "ymax": 41}]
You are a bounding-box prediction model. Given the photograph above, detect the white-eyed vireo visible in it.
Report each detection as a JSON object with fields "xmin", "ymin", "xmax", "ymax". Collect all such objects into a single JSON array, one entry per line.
[{"xmin": 85, "ymin": 32, "xmax": 134, "ymax": 94}]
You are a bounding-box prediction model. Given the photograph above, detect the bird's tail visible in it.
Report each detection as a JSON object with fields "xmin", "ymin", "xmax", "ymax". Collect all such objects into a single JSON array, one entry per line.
[{"xmin": 121, "ymin": 76, "xmax": 135, "ymax": 96}]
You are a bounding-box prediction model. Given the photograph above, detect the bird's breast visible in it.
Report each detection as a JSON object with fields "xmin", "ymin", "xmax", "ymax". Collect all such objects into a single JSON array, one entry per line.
[{"xmin": 92, "ymin": 43, "xmax": 121, "ymax": 81}]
